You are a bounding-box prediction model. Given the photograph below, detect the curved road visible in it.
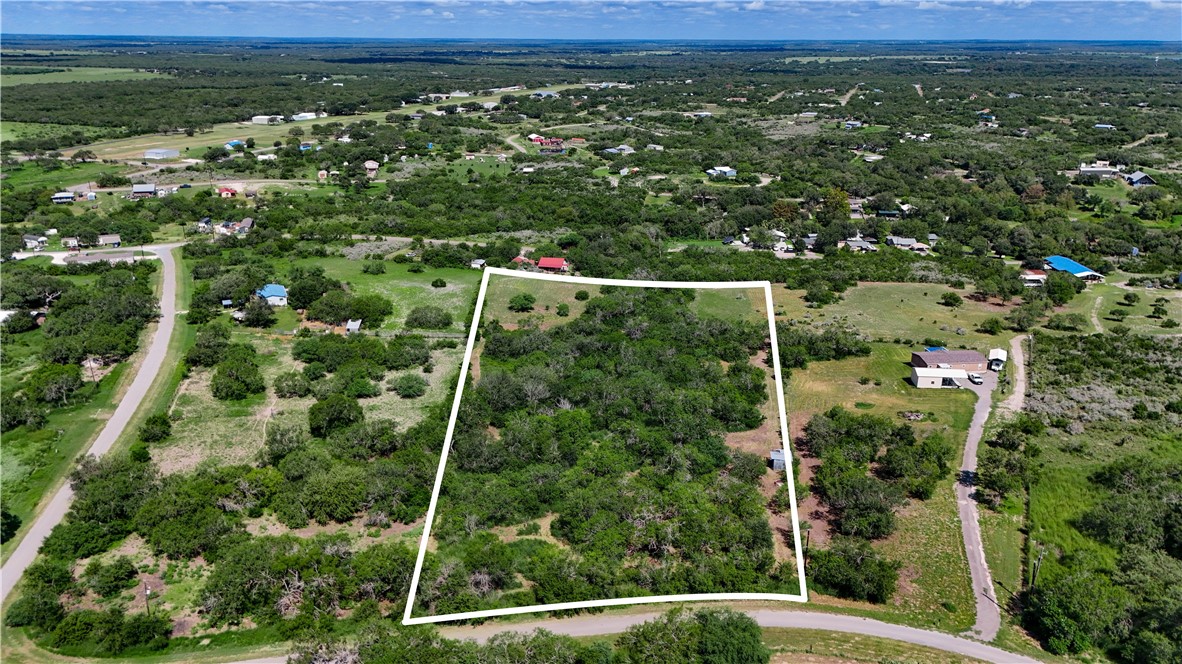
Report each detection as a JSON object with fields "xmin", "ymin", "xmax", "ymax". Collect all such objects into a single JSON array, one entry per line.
[
  {"xmin": 1, "ymin": 245, "xmax": 179, "ymax": 602},
  {"xmin": 439, "ymin": 610, "xmax": 1039, "ymax": 663}
]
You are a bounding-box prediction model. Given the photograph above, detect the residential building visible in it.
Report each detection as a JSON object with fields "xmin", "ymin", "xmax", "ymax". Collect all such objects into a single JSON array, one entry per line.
[
  {"xmin": 1079, "ymin": 160, "xmax": 1122, "ymax": 178},
  {"xmin": 1094, "ymin": 123, "xmax": 1116, "ymax": 130},
  {"xmin": 52, "ymin": 192, "xmax": 75, "ymax": 204},
  {"xmin": 470, "ymin": 259, "xmax": 487, "ymax": 270},
  {"xmin": 537, "ymin": 257, "xmax": 569, "ymax": 272},
  {"xmin": 364, "ymin": 160, "xmax": 381, "ymax": 177},
  {"xmin": 131, "ymin": 183, "xmax": 157, "ymax": 199},
  {"xmin": 218, "ymin": 187, "xmax": 237, "ymax": 198},
  {"xmin": 706, "ymin": 166, "xmax": 737, "ymax": 178},
  {"xmin": 97, "ymin": 234, "xmax": 122, "ymax": 247},
  {"xmin": 1125, "ymin": 171, "xmax": 1156, "ymax": 187},
  {"xmin": 1021, "ymin": 269, "xmax": 1048, "ymax": 287},
  {"xmin": 256, "ymin": 284, "xmax": 288, "ymax": 307},
  {"xmin": 22, "ymin": 234, "xmax": 47, "ymax": 250},
  {"xmin": 911, "ymin": 367, "xmax": 969, "ymax": 389},
  {"xmin": 345, "ymin": 320, "xmax": 362, "ymax": 333},
  {"xmin": 61, "ymin": 237, "xmax": 80, "ymax": 249},
  {"xmin": 885, "ymin": 235, "xmax": 918, "ymax": 248},
  {"xmin": 911, "ymin": 349, "xmax": 988, "ymax": 372}
]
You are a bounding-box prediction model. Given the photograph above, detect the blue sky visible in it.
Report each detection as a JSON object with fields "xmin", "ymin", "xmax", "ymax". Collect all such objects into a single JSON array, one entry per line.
[{"xmin": 2, "ymin": 1, "xmax": 1180, "ymax": 41}]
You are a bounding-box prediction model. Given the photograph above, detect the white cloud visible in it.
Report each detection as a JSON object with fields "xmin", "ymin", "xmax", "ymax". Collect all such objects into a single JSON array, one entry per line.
[{"xmin": 745, "ymin": 0, "xmax": 766, "ymax": 9}]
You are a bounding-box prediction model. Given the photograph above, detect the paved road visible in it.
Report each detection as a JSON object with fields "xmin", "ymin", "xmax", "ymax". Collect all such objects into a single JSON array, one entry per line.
[
  {"xmin": 228, "ymin": 609, "xmax": 1037, "ymax": 664},
  {"xmin": 438, "ymin": 609, "xmax": 1038, "ymax": 663},
  {"xmin": 0, "ymin": 245, "xmax": 180, "ymax": 602},
  {"xmin": 958, "ymin": 373, "xmax": 1002, "ymax": 642}
]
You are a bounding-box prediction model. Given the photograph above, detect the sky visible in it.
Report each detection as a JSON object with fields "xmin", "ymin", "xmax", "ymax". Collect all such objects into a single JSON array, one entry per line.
[{"xmin": 1, "ymin": 0, "xmax": 1180, "ymax": 42}]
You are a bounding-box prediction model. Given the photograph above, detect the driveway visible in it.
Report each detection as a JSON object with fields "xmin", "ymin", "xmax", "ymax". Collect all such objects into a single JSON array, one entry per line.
[
  {"xmin": 1, "ymin": 245, "xmax": 180, "ymax": 602},
  {"xmin": 996, "ymin": 335, "xmax": 1028, "ymax": 417},
  {"xmin": 958, "ymin": 371, "xmax": 1002, "ymax": 641}
]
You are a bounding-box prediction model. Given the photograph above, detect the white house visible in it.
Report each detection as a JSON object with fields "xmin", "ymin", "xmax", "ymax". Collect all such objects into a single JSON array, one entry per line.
[
  {"xmin": 706, "ymin": 166, "xmax": 737, "ymax": 178},
  {"xmin": 251, "ymin": 115, "xmax": 283, "ymax": 125}
]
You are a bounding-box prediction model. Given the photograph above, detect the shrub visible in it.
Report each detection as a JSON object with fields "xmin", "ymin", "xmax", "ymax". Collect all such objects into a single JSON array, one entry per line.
[
  {"xmin": 302, "ymin": 361, "xmax": 327, "ymax": 381},
  {"xmin": 940, "ymin": 292, "xmax": 963, "ymax": 308},
  {"xmin": 274, "ymin": 371, "xmax": 312, "ymax": 398},
  {"xmin": 508, "ymin": 293, "xmax": 536, "ymax": 312},
  {"xmin": 405, "ymin": 306, "xmax": 453, "ymax": 329},
  {"xmin": 431, "ymin": 278, "xmax": 447, "ymax": 288},
  {"xmin": 574, "ymin": 290, "xmax": 590, "ymax": 301},
  {"xmin": 807, "ymin": 538, "xmax": 900, "ymax": 603},
  {"xmin": 556, "ymin": 303, "xmax": 570, "ymax": 317},
  {"xmin": 362, "ymin": 261, "xmax": 386, "ymax": 275},
  {"xmin": 84, "ymin": 556, "xmax": 139, "ymax": 598},
  {"xmin": 129, "ymin": 441, "xmax": 151, "ymax": 463},
  {"xmin": 309, "ymin": 394, "xmax": 363, "ymax": 438},
  {"xmin": 4, "ymin": 591, "xmax": 64, "ymax": 631},
  {"xmin": 392, "ymin": 373, "xmax": 428, "ymax": 398},
  {"xmin": 978, "ymin": 317, "xmax": 1006, "ymax": 335},
  {"xmin": 138, "ymin": 412, "xmax": 172, "ymax": 443}
]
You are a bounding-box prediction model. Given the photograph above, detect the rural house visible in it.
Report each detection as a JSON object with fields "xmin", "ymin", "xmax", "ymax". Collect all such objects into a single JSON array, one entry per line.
[
  {"xmin": 22, "ymin": 234, "xmax": 48, "ymax": 250},
  {"xmin": 97, "ymin": 234, "xmax": 122, "ymax": 247},
  {"xmin": 1021, "ymin": 269, "xmax": 1048, "ymax": 287},
  {"xmin": 256, "ymin": 284, "xmax": 288, "ymax": 307},
  {"xmin": 218, "ymin": 187, "xmax": 237, "ymax": 198},
  {"xmin": 52, "ymin": 191, "xmax": 75, "ymax": 204},
  {"xmin": 131, "ymin": 183, "xmax": 157, "ymax": 199},
  {"xmin": 1125, "ymin": 171, "xmax": 1156, "ymax": 187},
  {"xmin": 911, "ymin": 349, "xmax": 987, "ymax": 372},
  {"xmin": 537, "ymin": 257, "xmax": 569, "ymax": 273},
  {"xmin": 144, "ymin": 148, "xmax": 180, "ymax": 160}
]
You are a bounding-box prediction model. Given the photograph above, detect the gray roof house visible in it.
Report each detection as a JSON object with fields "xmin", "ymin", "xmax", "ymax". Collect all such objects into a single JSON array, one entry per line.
[{"xmin": 1125, "ymin": 171, "xmax": 1156, "ymax": 187}]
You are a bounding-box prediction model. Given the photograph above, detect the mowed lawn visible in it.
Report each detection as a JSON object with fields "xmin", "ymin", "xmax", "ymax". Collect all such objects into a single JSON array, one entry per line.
[
  {"xmin": 788, "ymin": 343, "xmax": 978, "ymax": 631},
  {"xmin": 0, "ymin": 66, "xmax": 170, "ymax": 86},
  {"xmin": 287, "ymin": 257, "xmax": 482, "ymax": 332}
]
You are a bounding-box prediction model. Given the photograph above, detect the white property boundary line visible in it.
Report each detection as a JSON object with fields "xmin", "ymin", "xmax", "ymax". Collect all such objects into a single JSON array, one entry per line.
[{"xmin": 403, "ymin": 267, "xmax": 807, "ymax": 625}]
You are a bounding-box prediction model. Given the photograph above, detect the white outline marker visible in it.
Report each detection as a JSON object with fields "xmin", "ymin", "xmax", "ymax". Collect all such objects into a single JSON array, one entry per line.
[{"xmin": 404, "ymin": 268, "xmax": 807, "ymax": 625}]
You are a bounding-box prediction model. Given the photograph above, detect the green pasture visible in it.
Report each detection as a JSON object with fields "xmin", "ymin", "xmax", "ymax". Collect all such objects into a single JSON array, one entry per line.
[
  {"xmin": 286, "ymin": 257, "xmax": 481, "ymax": 332},
  {"xmin": 0, "ymin": 66, "xmax": 170, "ymax": 86},
  {"xmin": 0, "ymin": 160, "xmax": 131, "ymax": 190},
  {"xmin": 0, "ymin": 121, "xmax": 111, "ymax": 143},
  {"xmin": 776, "ymin": 282, "xmax": 1012, "ymax": 350}
]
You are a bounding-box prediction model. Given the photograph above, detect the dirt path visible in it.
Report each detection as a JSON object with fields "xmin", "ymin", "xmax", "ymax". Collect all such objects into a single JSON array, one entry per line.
[
  {"xmin": 957, "ymin": 373, "xmax": 1002, "ymax": 642},
  {"xmin": 504, "ymin": 134, "xmax": 528, "ymax": 153},
  {"xmin": 996, "ymin": 335, "xmax": 1028, "ymax": 418},
  {"xmin": 768, "ymin": 90, "xmax": 788, "ymax": 102},
  {"xmin": 838, "ymin": 85, "xmax": 859, "ymax": 106},
  {"xmin": 1122, "ymin": 132, "xmax": 1166, "ymax": 149},
  {"xmin": 1090, "ymin": 296, "xmax": 1105, "ymax": 333},
  {"xmin": 913, "ymin": 83, "xmax": 924, "ymax": 97},
  {"xmin": 1, "ymin": 244, "xmax": 181, "ymax": 602}
]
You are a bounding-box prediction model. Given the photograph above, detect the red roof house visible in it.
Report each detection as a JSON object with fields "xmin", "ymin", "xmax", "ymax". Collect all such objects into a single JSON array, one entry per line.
[
  {"xmin": 537, "ymin": 257, "xmax": 568, "ymax": 272},
  {"xmin": 511, "ymin": 256, "xmax": 536, "ymax": 266}
]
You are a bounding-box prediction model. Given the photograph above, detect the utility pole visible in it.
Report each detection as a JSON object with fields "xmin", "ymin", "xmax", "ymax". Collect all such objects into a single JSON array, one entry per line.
[{"xmin": 1031, "ymin": 548, "xmax": 1047, "ymax": 588}]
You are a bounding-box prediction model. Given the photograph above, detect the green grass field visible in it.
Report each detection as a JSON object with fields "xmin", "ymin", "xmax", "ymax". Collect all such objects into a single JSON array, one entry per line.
[
  {"xmin": 774, "ymin": 282, "xmax": 1012, "ymax": 351},
  {"xmin": 0, "ymin": 160, "xmax": 131, "ymax": 190},
  {"xmin": 0, "ymin": 66, "xmax": 169, "ymax": 86},
  {"xmin": 1054, "ymin": 280, "xmax": 1182, "ymax": 335},
  {"xmin": 285, "ymin": 257, "xmax": 482, "ymax": 332}
]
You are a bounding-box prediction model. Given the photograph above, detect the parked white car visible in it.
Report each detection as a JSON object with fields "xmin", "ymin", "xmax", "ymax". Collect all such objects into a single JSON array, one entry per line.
[{"xmin": 968, "ymin": 373, "xmax": 984, "ymax": 385}]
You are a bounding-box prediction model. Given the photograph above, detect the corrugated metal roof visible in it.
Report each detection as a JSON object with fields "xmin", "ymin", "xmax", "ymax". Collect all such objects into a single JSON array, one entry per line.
[{"xmin": 1045, "ymin": 255, "xmax": 1099, "ymax": 276}]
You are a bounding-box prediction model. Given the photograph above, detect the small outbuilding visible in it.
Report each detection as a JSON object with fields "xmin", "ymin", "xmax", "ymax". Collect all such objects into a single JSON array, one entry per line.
[
  {"xmin": 988, "ymin": 349, "xmax": 1008, "ymax": 372},
  {"xmin": 1125, "ymin": 171, "xmax": 1156, "ymax": 187},
  {"xmin": 345, "ymin": 319, "xmax": 362, "ymax": 334},
  {"xmin": 97, "ymin": 234, "xmax": 122, "ymax": 247},
  {"xmin": 769, "ymin": 449, "xmax": 786, "ymax": 472},
  {"xmin": 52, "ymin": 192, "xmax": 75, "ymax": 204},
  {"xmin": 470, "ymin": 259, "xmax": 487, "ymax": 270},
  {"xmin": 131, "ymin": 183, "xmax": 157, "ymax": 199}
]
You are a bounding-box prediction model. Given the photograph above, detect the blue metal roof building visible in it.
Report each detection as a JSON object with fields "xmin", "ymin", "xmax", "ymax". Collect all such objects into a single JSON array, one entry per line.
[
  {"xmin": 1045, "ymin": 255, "xmax": 1103, "ymax": 280},
  {"xmin": 256, "ymin": 284, "xmax": 288, "ymax": 299}
]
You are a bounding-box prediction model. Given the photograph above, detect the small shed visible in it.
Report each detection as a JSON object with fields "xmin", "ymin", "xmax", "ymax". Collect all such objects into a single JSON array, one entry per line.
[
  {"xmin": 769, "ymin": 449, "xmax": 786, "ymax": 472},
  {"xmin": 97, "ymin": 234, "xmax": 122, "ymax": 247},
  {"xmin": 52, "ymin": 191, "xmax": 75, "ymax": 204},
  {"xmin": 131, "ymin": 183, "xmax": 157, "ymax": 199},
  {"xmin": 345, "ymin": 319, "xmax": 362, "ymax": 334},
  {"xmin": 470, "ymin": 259, "xmax": 487, "ymax": 270}
]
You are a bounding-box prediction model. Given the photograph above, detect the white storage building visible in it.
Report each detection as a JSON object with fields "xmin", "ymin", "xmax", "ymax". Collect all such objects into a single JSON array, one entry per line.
[
  {"xmin": 251, "ymin": 115, "xmax": 283, "ymax": 125},
  {"xmin": 911, "ymin": 367, "xmax": 968, "ymax": 389},
  {"xmin": 144, "ymin": 148, "xmax": 180, "ymax": 160}
]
